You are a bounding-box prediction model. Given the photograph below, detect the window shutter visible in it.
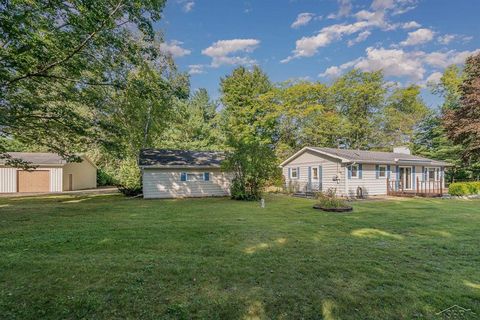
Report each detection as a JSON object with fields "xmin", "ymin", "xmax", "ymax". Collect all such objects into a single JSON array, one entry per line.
[
  {"xmin": 308, "ymin": 166, "xmax": 311, "ymax": 181},
  {"xmin": 387, "ymin": 165, "xmax": 391, "ymax": 179},
  {"xmin": 348, "ymin": 165, "xmax": 352, "ymax": 179},
  {"xmin": 358, "ymin": 164, "xmax": 363, "ymax": 179},
  {"xmin": 297, "ymin": 167, "xmax": 300, "ymax": 179},
  {"xmin": 375, "ymin": 164, "xmax": 379, "ymax": 179},
  {"xmin": 319, "ymin": 165, "xmax": 322, "ymax": 182},
  {"xmin": 180, "ymin": 172, "xmax": 187, "ymax": 181},
  {"xmin": 204, "ymin": 172, "xmax": 210, "ymax": 181},
  {"xmin": 288, "ymin": 168, "xmax": 291, "ymax": 179}
]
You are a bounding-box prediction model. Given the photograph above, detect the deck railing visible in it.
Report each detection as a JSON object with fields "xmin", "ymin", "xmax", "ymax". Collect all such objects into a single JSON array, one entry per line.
[{"xmin": 387, "ymin": 177, "xmax": 443, "ymax": 197}]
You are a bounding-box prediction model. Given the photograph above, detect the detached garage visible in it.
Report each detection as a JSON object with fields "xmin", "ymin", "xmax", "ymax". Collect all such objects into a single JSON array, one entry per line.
[
  {"xmin": 0, "ymin": 153, "xmax": 97, "ymax": 193},
  {"xmin": 139, "ymin": 149, "xmax": 231, "ymax": 199}
]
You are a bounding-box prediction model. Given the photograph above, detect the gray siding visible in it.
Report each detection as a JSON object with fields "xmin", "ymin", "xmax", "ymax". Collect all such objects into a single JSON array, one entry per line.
[
  {"xmin": 345, "ymin": 164, "xmax": 390, "ymax": 196},
  {"xmin": 142, "ymin": 168, "xmax": 231, "ymax": 199},
  {"xmin": 282, "ymin": 150, "xmax": 344, "ymax": 195}
]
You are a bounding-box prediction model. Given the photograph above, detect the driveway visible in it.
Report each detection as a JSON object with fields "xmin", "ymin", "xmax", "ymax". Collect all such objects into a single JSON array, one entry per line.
[{"xmin": 0, "ymin": 186, "xmax": 119, "ymax": 198}]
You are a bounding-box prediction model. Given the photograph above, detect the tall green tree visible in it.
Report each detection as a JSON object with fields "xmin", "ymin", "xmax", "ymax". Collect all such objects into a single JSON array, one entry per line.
[
  {"xmin": 381, "ymin": 85, "xmax": 428, "ymax": 148},
  {"xmin": 444, "ymin": 53, "xmax": 480, "ymax": 162},
  {"xmin": 160, "ymin": 89, "xmax": 223, "ymax": 150},
  {"xmin": 220, "ymin": 66, "xmax": 277, "ymax": 200},
  {"xmin": 0, "ymin": 0, "xmax": 167, "ymax": 164},
  {"xmin": 413, "ymin": 63, "xmax": 479, "ymax": 181},
  {"xmin": 260, "ymin": 81, "xmax": 343, "ymax": 160},
  {"xmin": 330, "ymin": 70, "xmax": 386, "ymax": 149}
]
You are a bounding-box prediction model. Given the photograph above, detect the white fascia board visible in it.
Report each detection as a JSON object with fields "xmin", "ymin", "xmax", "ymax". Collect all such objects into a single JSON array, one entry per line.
[{"xmin": 279, "ymin": 147, "xmax": 347, "ymax": 167}]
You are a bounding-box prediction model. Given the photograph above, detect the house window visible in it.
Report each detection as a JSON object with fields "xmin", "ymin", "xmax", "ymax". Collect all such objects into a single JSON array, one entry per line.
[
  {"xmin": 379, "ymin": 165, "xmax": 387, "ymax": 178},
  {"xmin": 427, "ymin": 168, "xmax": 436, "ymax": 181},
  {"xmin": 181, "ymin": 172, "xmax": 210, "ymax": 181},
  {"xmin": 312, "ymin": 167, "xmax": 318, "ymax": 180},
  {"xmin": 291, "ymin": 168, "xmax": 298, "ymax": 179},
  {"xmin": 351, "ymin": 164, "xmax": 359, "ymax": 178}
]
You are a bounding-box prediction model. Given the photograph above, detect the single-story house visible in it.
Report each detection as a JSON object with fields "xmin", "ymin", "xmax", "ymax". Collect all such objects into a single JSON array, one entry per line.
[
  {"xmin": 0, "ymin": 152, "xmax": 97, "ymax": 193},
  {"xmin": 280, "ymin": 146, "xmax": 451, "ymax": 197},
  {"xmin": 139, "ymin": 149, "xmax": 231, "ymax": 199}
]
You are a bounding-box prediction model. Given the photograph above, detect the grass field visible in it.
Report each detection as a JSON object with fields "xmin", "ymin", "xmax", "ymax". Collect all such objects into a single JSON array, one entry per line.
[{"xmin": 0, "ymin": 194, "xmax": 479, "ymax": 319}]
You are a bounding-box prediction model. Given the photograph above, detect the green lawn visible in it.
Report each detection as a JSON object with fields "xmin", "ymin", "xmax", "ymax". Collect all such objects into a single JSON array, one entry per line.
[{"xmin": 0, "ymin": 194, "xmax": 479, "ymax": 319}]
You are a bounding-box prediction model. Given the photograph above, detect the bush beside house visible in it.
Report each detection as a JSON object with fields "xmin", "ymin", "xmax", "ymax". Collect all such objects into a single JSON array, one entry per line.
[{"xmin": 448, "ymin": 181, "xmax": 480, "ymax": 196}]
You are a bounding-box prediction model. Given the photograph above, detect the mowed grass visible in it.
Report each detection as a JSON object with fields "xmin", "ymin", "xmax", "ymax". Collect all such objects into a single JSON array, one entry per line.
[{"xmin": 0, "ymin": 194, "xmax": 479, "ymax": 319}]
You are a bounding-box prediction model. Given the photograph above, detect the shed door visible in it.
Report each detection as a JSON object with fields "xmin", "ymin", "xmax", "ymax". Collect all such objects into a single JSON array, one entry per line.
[{"xmin": 17, "ymin": 170, "xmax": 50, "ymax": 193}]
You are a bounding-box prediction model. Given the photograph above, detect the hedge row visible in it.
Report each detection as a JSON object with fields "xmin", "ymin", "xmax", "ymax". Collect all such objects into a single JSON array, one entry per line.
[{"xmin": 448, "ymin": 181, "xmax": 480, "ymax": 196}]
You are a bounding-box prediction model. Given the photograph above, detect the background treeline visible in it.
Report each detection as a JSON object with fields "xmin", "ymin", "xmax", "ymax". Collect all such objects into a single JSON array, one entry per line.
[{"xmin": 1, "ymin": 1, "xmax": 479, "ymax": 198}]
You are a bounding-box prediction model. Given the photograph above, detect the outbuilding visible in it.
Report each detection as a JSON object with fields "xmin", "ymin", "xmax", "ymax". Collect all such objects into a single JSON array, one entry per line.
[
  {"xmin": 0, "ymin": 152, "xmax": 97, "ymax": 193},
  {"xmin": 139, "ymin": 149, "xmax": 231, "ymax": 199}
]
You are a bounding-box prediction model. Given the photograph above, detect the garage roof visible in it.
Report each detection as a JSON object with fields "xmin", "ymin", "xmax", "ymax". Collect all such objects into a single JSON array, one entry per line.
[
  {"xmin": 2, "ymin": 152, "xmax": 67, "ymax": 165},
  {"xmin": 139, "ymin": 149, "xmax": 225, "ymax": 168}
]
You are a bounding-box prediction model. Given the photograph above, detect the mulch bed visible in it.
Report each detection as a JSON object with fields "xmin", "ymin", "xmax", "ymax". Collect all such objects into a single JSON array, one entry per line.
[{"xmin": 313, "ymin": 205, "xmax": 353, "ymax": 212}]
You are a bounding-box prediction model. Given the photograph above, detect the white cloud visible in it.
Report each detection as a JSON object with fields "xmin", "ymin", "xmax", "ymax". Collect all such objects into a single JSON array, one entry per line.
[
  {"xmin": 318, "ymin": 47, "xmax": 480, "ymax": 82},
  {"xmin": 348, "ymin": 31, "xmax": 371, "ymax": 46},
  {"xmin": 182, "ymin": 1, "xmax": 194, "ymax": 12},
  {"xmin": 400, "ymin": 28, "xmax": 435, "ymax": 46},
  {"xmin": 402, "ymin": 21, "xmax": 421, "ymax": 29},
  {"xmin": 291, "ymin": 13, "xmax": 315, "ymax": 29},
  {"xmin": 283, "ymin": 0, "xmax": 418, "ymax": 62},
  {"xmin": 281, "ymin": 21, "xmax": 373, "ymax": 63},
  {"xmin": 159, "ymin": 40, "xmax": 191, "ymax": 57},
  {"xmin": 437, "ymin": 34, "xmax": 473, "ymax": 45},
  {"xmin": 327, "ymin": 0, "xmax": 352, "ymax": 19},
  {"xmin": 202, "ymin": 39, "xmax": 260, "ymax": 67},
  {"xmin": 425, "ymin": 72, "xmax": 443, "ymax": 84},
  {"xmin": 318, "ymin": 66, "xmax": 343, "ymax": 78},
  {"xmin": 423, "ymin": 49, "xmax": 480, "ymax": 68},
  {"xmin": 188, "ymin": 64, "xmax": 204, "ymax": 75}
]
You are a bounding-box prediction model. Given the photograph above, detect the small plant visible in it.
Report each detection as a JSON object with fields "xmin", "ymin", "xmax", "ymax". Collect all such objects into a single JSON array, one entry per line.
[{"xmin": 315, "ymin": 188, "xmax": 348, "ymax": 209}]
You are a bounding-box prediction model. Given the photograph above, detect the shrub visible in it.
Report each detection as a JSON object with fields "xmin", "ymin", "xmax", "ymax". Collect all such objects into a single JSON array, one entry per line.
[
  {"xmin": 97, "ymin": 169, "xmax": 116, "ymax": 186},
  {"xmin": 448, "ymin": 182, "xmax": 480, "ymax": 196},
  {"xmin": 116, "ymin": 159, "xmax": 142, "ymax": 197},
  {"xmin": 315, "ymin": 188, "xmax": 348, "ymax": 208}
]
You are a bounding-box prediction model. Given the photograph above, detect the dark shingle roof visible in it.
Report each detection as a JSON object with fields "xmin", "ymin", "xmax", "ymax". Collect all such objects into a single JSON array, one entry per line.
[
  {"xmin": 139, "ymin": 149, "xmax": 225, "ymax": 167},
  {"xmin": 309, "ymin": 147, "xmax": 450, "ymax": 166},
  {"xmin": 1, "ymin": 152, "xmax": 66, "ymax": 165}
]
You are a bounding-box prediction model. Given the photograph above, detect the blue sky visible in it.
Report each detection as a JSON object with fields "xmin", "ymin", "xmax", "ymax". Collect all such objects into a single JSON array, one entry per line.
[{"xmin": 157, "ymin": 0, "xmax": 480, "ymax": 107}]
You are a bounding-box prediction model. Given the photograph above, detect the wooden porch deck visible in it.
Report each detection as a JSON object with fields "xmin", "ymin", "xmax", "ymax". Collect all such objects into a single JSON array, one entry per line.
[{"xmin": 387, "ymin": 178, "xmax": 444, "ymax": 198}]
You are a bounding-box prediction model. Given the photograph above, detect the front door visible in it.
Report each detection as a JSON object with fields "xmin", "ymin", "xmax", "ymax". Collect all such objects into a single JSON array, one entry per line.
[{"xmin": 399, "ymin": 167, "xmax": 412, "ymax": 190}]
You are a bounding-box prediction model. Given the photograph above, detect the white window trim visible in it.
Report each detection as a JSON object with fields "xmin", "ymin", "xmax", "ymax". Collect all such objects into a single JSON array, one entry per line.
[
  {"xmin": 351, "ymin": 164, "xmax": 359, "ymax": 179},
  {"xmin": 426, "ymin": 167, "xmax": 438, "ymax": 181},
  {"xmin": 291, "ymin": 168, "xmax": 298, "ymax": 179},
  {"xmin": 185, "ymin": 172, "xmax": 207, "ymax": 182},
  {"xmin": 378, "ymin": 165, "xmax": 387, "ymax": 178}
]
